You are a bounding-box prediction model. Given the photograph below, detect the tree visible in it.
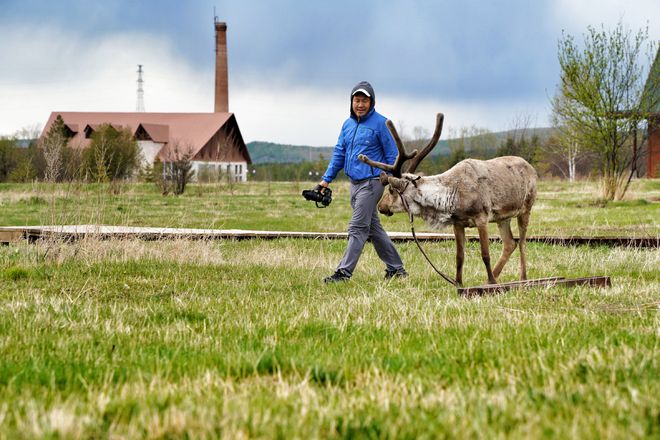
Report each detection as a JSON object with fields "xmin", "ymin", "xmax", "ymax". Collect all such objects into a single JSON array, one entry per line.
[
  {"xmin": 60, "ymin": 144, "xmax": 84, "ymax": 181},
  {"xmin": 160, "ymin": 142, "xmax": 195, "ymax": 195},
  {"xmin": 553, "ymin": 22, "xmax": 657, "ymax": 199},
  {"xmin": 540, "ymin": 118, "xmax": 597, "ymax": 181},
  {"xmin": 82, "ymin": 124, "xmax": 141, "ymax": 182},
  {"xmin": 0, "ymin": 138, "xmax": 19, "ymax": 182},
  {"xmin": 41, "ymin": 114, "xmax": 68, "ymax": 182},
  {"xmin": 497, "ymin": 134, "xmax": 541, "ymax": 165},
  {"xmin": 545, "ymin": 93, "xmax": 588, "ymax": 181},
  {"xmin": 8, "ymin": 156, "xmax": 37, "ymax": 182},
  {"xmin": 150, "ymin": 158, "xmax": 170, "ymax": 194},
  {"xmin": 170, "ymin": 154, "xmax": 194, "ymax": 195}
]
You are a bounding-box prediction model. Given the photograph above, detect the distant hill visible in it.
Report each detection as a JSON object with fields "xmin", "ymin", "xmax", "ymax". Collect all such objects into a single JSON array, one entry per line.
[
  {"xmin": 246, "ymin": 127, "xmax": 554, "ymax": 164},
  {"xmin": 245, "ymin": 140, "xmax": 451, "ymax": 165},
  {"xmin": 246, "ymin": 142, "xmax": 334, "ymax": 164}
]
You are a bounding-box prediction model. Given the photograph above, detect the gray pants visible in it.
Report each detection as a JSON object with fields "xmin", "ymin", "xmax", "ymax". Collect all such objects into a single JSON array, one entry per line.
[{"xmin": 337, "ymin": 178, "xmax": 404, "ymax": 276}]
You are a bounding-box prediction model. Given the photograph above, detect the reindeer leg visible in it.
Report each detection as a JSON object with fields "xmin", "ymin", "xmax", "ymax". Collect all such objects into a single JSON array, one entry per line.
[
  {"xmin": 493, "ymin": 219, "xmax": 517, "ymax": 279},
  {"xmin": 453, "ymin": 224, "xmax": 465, "ymax": 287},
  {"xmin": 517, "ymin": 213, "xmax": 530, "ymax": 280},
  {"xmin": 476, "ymin": 217, "xmax": 497, "ymax": 284}
]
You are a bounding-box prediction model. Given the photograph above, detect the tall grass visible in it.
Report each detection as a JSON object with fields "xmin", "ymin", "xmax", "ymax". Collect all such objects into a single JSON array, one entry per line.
[{"xmin": 0, "ymin": 180, "xmax": 658, "ymax": 438}]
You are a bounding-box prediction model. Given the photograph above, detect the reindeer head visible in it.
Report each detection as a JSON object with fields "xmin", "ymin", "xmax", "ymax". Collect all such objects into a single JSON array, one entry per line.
[
  {"xmin": 377, "ymin": 173, "xmax": 424, "ymax": 216},
  {"xmin": 359, "ymin": 113, "xmax": 444, "ymax": 215}
]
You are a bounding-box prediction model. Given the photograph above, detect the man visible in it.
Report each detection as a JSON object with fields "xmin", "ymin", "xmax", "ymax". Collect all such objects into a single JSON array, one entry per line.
[{"xmin": 319, "ymin": 80, "xmax": 408, "ymax": 283}]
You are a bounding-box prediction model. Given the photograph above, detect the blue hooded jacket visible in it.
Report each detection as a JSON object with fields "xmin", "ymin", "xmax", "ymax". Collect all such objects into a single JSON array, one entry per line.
[{"xmin": 321, "ymin": 81, "xmax": 398, "ymax": 183}]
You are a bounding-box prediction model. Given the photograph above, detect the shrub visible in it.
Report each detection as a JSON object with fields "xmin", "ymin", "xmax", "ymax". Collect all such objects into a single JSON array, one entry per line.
[{"xmin": 82, "ymin": 124, "xmax": 141, "ymax": 182}]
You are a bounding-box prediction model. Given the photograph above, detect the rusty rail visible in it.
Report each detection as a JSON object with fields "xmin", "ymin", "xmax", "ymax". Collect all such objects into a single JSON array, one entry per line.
[{"xmin": 0, "ymin": 226, "xmax": 657, "ymax": 248}]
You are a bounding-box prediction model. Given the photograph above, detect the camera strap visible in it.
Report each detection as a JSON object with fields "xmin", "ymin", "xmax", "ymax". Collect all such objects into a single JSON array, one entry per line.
[{"xmin": 397, "ymin": 191, "xmax": 457, "ymax": 286}]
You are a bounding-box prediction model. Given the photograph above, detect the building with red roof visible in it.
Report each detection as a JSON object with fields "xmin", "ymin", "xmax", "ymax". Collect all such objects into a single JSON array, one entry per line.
[{"xmin": 40, "ymin": 20, "xmax": 252, "ymax": 182}]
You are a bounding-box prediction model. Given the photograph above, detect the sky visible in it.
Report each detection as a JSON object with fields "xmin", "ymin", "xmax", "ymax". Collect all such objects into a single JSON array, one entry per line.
[{"xmin": 0, "ymin": 0, "xmax": 658, "ymax": 146}]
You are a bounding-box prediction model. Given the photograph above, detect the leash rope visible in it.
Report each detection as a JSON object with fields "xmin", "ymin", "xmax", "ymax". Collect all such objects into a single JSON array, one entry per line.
[{"xmin": 398, "ymin": 192, "xmax": 457, "ymax": 286}]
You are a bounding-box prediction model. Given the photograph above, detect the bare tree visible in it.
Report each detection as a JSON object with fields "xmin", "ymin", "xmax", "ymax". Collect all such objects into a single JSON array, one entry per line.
[
  {"xmin": 161, "ymin": 141, "xmax": 195, "ymax": 195},
  {"xmin": 14, "ymin": 123, "xmax": 42, "ymax": 142},
  {"xmin": 43, "ymin": 139, "xmax": 63, "ymax": 183},
  {"xmin": 542, "ymin": 112, "xmax": 596, "ymax": 181},
  {"xmin": 544, "ymin": 135, "xmax": 580, "ymax": 181},
  {"xmin": 41, "ymin": 115, "xmax": 67, "ymax": 183}
]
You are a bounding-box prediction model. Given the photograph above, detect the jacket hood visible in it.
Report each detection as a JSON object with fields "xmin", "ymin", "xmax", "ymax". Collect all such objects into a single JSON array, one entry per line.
[{"xmin": 350, "ymin": 81, "xmax": 375, "ymax": 119}]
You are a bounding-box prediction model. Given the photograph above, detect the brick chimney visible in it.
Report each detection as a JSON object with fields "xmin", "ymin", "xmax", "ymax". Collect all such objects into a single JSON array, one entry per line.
[{"xmin": 214, "ymin": 21, "xmax": 229, "ymax": 113}]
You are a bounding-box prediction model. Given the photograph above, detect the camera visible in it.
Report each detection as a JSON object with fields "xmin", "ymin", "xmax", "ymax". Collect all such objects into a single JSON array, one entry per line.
[{"xmin": 302, "ymin": 185, "xmax": 332, "ymax": 208}]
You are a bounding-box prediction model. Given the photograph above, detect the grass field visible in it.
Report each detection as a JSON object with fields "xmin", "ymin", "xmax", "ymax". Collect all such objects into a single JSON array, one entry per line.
[
  {"xmin": 1, "ymin": 178, "xmax": 659, "ymax": 236},
  {"xmin": 0, "ymin": 179, "xmax": 658, "ymax": 439}
]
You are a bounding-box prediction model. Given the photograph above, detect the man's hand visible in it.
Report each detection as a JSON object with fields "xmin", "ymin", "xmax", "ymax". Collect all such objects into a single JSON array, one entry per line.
[{"xmin": 318, "ymin": 181, "xmax": 329, "ymax": 192}]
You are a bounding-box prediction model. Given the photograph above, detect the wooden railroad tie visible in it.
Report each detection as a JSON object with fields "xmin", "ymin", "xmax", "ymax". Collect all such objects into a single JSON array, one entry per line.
[{"xmin": 457, "ymin": 276, "xmax": 612, "ymax": 297}]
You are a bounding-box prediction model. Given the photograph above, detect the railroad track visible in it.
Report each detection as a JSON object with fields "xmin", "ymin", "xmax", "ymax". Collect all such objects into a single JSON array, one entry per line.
[{"xmin": 1, "ymin": 225, "xmax": 658, "ymax": 248}]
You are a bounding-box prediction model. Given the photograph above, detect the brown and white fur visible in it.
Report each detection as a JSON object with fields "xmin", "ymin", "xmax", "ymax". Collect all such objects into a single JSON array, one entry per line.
[{"xmin": 382, "ymin": 157, "xmax": 537, "ymax": 285}]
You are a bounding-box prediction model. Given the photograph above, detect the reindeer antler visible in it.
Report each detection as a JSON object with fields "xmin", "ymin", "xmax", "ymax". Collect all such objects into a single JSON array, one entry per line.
[
  {"xmin": 405, "ymin": 113, "xmax": 444, "ymax": 174},
  {"xmin": 358, "ymin": 113, "xmax": 444, "ymax": 178},
  {"xmin": 358, "ymin": 120, "xmax": 417, "ymax": 178}
]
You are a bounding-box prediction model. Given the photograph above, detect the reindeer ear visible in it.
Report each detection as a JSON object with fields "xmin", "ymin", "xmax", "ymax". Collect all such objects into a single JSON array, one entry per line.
[
  {"xmin": 379, "ymin": 171, "xmax": 389, "ymax": 185},
  {"xmin": 388, "ymin": 176, "xmax": 408, "ymax": 192}
]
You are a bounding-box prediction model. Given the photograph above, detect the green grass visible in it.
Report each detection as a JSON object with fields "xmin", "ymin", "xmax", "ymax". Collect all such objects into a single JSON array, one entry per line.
[
  {"xmin": 0, "ymin": 180, "xmax": 658, "ymax": 438},
  {"xmin": 1, "ymin": 179, "xmax": 658, "ymax": 236}
]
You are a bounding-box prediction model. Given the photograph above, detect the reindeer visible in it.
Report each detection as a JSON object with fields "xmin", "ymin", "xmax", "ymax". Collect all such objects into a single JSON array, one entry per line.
[{"xmin": 359, "ymin": 113, "xmax": 537, "ymax": 286}]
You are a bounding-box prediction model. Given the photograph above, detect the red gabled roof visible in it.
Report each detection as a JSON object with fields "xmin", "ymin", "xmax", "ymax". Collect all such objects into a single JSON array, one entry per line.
[
  {"xmin": 41, "ymin": 112, "xmax": 236, "ymax": 159},
  {"xmin": 137, "ymin": 123, "xmax": 169, "ymax": 143}
]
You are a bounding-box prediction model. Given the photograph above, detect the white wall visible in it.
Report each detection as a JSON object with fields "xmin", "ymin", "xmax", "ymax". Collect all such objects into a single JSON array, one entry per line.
[
  {"xmin": 192, "ymin": 161, "xmax": 249, "ymax": 182},
  {"xmin": 137, "ymin": 140, "xmax": 163, "ymax": 168}
]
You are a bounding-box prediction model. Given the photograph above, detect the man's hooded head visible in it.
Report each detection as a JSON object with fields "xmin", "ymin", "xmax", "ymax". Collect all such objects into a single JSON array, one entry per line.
[{"xmin": 350, "ymin": 81, "xmax": 375, "ymax": 118}]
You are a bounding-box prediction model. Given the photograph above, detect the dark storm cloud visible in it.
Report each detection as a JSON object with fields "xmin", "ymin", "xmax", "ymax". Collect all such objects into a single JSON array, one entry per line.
[
  {"xmin": 2, "ymin": 0, "xmax": 560, "ymax": 102},
  {"xmin": 213, "ymin": 0, "xmax": 560, "ymax": 100}
]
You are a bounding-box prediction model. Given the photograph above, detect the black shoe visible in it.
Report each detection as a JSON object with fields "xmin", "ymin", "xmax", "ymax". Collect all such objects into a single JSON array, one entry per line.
[
  {"xmin": 324, "ymin": 269, "xmax": 351, "ymax": 283},
  {"xmin": 385, "ymin": 268, "xmax": 408, "ymax": 280}
]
